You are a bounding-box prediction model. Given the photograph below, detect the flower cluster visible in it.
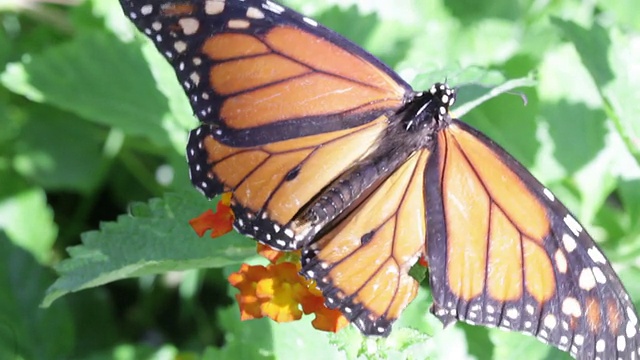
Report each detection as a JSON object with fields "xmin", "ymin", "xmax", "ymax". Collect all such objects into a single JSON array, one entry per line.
[{"xmin": 189, "ymin": 194, "xmax": 348, "ymax": 333}]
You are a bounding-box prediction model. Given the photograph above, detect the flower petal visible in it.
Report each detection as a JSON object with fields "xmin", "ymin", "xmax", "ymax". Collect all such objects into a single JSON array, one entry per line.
[
  {"xmin": 311, "ymin": 307, "xmax": 349, "ymax": 333},
  {"xmin": 189, "ymin": 193, "xmax": 235, "ymax": 238}
]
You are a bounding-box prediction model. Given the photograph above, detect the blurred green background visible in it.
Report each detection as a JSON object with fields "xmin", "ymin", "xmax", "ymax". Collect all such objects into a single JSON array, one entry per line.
[{"xmin": 1, "ymin": 0, "xmax": 639, "ymax": 359}]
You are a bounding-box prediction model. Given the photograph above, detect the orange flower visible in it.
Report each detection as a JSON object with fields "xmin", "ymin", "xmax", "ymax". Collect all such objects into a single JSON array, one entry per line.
[
  {"xmin": 228, "ymin": 263, "xmax": 269, "ymax": 320},
  {"xmin": 227, "ymin": 256, "xmax": 348, "ymax": 332},
  {"xmin": 256, "ymin": 262, "xmax": 308, "ymax": 322},
  {"xmin": 192, "ymin": 194, "xmax": 348, "ymax": 333},
  {"xmin": 257, "ymin": 243, "xmax": 286, "ymax": 264},
  {"xmin": 189, "ymin": 193, "xmax": 234, "ymax": 238},
  {"xmin": 300, "ymin": 279, "xmax": 349, "ymax": 333},
  {"xmin": 310, "ymin": 306, "xmax": 350, "ymax": 333},
  {"xmin": 418, "ymin": 255, "xmax": 428, "ymax": 267},
  {"xmin": 257, "ymin": 243, "xmax": 303, "ymax": 265},
  {"xmin": 228, "ymin": 262, "xmax": 308, "ymax": 322}
]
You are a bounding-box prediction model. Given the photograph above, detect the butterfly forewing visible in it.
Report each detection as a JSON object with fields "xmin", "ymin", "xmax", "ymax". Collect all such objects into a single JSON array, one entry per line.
[
  {"xmin": 426, "ymin": 120, "xmax": 640, "ymax": 359},
  {"xmin": 119, "ymin": 0, "xmax": 409, "ymax": 147}
]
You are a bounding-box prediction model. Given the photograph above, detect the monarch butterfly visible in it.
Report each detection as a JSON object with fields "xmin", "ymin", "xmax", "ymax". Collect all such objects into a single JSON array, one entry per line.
[{"xmin": 119, "ymin": 0, "xmax": 639, "ymax": 358}]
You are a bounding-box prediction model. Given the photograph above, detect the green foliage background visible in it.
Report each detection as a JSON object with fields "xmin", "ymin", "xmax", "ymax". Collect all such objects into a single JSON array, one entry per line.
[{"xmin": 1, "ymin": 0, "xmax": 639, "ymax": 359}]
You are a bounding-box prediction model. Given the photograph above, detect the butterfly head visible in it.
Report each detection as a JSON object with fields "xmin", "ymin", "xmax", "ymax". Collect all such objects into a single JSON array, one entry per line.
[
  {"xmin": 402, "ymin": 82, "xmax": 456, "ymax": 132},
  {"xmin": 429, "ymin": 82, "xmax": 456, "ymax": 118}
]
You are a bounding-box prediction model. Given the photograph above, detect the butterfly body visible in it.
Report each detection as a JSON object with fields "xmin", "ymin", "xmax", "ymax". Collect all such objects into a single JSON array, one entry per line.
[
  {"xmin": 120, "ymin": 0, "xmax": 640, "ymax": 358},
  {"xmin": 293, "ymin": 86, "xmax": 455, "ymax": 247}
]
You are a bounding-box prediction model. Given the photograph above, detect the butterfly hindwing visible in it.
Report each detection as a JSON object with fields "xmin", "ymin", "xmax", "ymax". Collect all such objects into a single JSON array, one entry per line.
[
  {"xmin": 426, "ymin": 119, "xmax": 640, "ymax": 359},
  {"xmin": 301, "ymin": 150, "xmax": 431, "ymax": 335},
  {"xmin": 187, "ymin": 118, "xmax": 391, "ymax": 249}
]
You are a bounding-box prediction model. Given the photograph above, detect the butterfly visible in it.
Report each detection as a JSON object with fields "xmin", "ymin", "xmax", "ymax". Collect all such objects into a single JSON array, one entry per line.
[{"xmin": 119, "ymin": 0, "xmax": 640, "ymax": 358}]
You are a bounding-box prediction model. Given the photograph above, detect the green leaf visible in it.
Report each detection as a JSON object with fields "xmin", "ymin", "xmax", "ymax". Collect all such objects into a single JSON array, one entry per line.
[
  {"xmin": 598, "ymin": 0, "xmax": 640, "ymax": 31},
  {"xmin": 314, "ymin": 5, "xmax": 380, "ymax": 51},
  {"xmin": 79, "ymin": 344, "xmax": 179, "ymax": 360},
  {"xmin": 44, "ymin": 191, "xmax": 255, "ymax": 306},
  {"xmin": 392, "ymin": 290, "xmax": 468, "ymax": 359},
  {"xmin": 206, "ymin": 304, "xmax": 344, "ymax": 360},
  {"xmin": 535, "ymin": 38, "xmax": 625, "ymax": 223},
  {"xmin": 489, "ymin": 330, "xmax": 567, "ymax": 360},
  {"xmin": 423, "ymin": 317, "xmax": 472, "ymax": 360},
  {"xmin": 64, "ymin": 288, "xmax": 119, "ymax": 358},
  {"xmin": 211, "ymin": 280, "xmax": 435, "ymax": 360},
  {"xmin": 619, "ymin": 179, "xmax": 640, "ymax": 233},
  {"xmin": 394, "ymin": 288, "xmax": 432, "ymax": 334},
  {"xmin": 0, "ymin": 31, "xmax": 186, "ymax": 150},
  {"xmin": 463, "ymin": 80, "xmax": 540, "ymax": 170},
  {"xmin": 204, "ymin": 305, "xmax": 275, "ymax": 360},
  {"xmin": 552, "ymin": 18, "xmax": 640, "ymax": 167},
  {"xmin": 0, "ymin": 175, "xmax": 57, "ymax": 263},
  {"xmin": 323, "ymin": 325, "xmax": 431, "ymax": 360},
  {"xmin": 618, "ymin": 267, "xmax": 640, "ymax": 311},
  {"xmin": 542, "ymin": 100, "xmax": 618, "ymax": 222},
  {"xmin": 408, "ymin": 262, "xmax": 427, "ymax": 284},
  {"xmin": 461, "ymin": 324, "xmax": 493, "ymax": 360},
  {"xmin": 12, "ymin": 104, "xmax": 106, "ymax": 193},
  {"xmin": 0, "ymin": 26, "xmax": 11, "ymax": 67},
  {"xmin": 453, "ymin": 74, "xmax": 536, "ymax": 119},
  {"xmin": 310, "ymin": 5, "xmax": 415, "ymax": 69},
  {"xmin": 0, "ymin": 233, "xmax": 74, "ymax": 360}
]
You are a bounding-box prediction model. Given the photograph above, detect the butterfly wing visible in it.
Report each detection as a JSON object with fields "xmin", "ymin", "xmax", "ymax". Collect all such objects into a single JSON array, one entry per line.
[
  {"xmin": 301, "ymin": 149, "xmax": 431, "ymax": 335},
  {"xmin": 426, "ymin": 119, "xmax": 640, "ymax": 359},
  {"xmin": 120, "ymin": 0, "xmax": 412, "ymax": 249},
  {"xmin": 188, "ymin": 118, "xmax": 388, "ymax": 249},
  {"xmin": 119, "ymin": 0, "xmax": 409, "ymax": 146}
]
